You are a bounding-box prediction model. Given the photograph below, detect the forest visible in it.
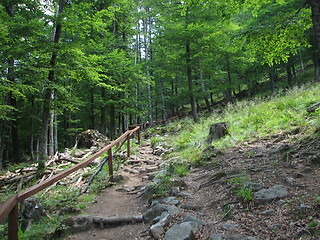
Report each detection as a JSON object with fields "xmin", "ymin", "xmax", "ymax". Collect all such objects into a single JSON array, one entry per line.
[{"xmin": 0, "ymin": 0, "xmax": 319, "ymax": 172}]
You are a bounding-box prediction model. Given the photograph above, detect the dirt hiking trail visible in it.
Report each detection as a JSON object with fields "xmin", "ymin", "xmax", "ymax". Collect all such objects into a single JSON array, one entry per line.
[{"xmin": 66, "ymin": 140, "xmax": 160, "ymax": 240}]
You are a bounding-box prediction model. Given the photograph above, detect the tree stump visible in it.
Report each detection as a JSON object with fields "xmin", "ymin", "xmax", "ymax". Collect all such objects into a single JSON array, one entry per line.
[{"xmin": 205, "ymin": 122, "xmax": 228, "ymax": 144}]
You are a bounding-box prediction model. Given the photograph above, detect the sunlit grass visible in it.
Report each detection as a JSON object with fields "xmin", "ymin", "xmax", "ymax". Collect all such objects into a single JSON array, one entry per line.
[{"xmin": 166, "ymin": 83, "xmax": 320, "ymax": 163}]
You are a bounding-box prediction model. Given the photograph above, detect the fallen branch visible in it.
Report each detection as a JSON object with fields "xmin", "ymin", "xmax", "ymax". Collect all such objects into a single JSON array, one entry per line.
[
  {"xmin": 93, "ymin": 215, "xmax": 144, "ymax": 228},
  {"xmin": 81, "ymin": 156, "xmax": 109, "ymax": 193},
  {"xmin": 307, "ymin": 102, "xmax": 320, "ymax": 113}
]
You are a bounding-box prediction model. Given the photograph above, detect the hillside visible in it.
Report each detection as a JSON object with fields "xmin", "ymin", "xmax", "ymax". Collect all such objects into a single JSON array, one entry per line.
[
  {"xmin": 139, "ymin": 83, "xmax": 320, "ymax": 239},
  {"xmin": 0, "ymin": 83, "xmax": 319, "ymax": 240}
]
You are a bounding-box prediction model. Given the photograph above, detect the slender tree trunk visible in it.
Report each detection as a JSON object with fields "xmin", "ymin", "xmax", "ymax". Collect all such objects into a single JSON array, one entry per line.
[
  {"xmin": 5, "ymin": 2, "xmax": 20, "ymax": 164},
  {"xmin": 310, "ymin": 0, "xmax": 320, "ymax": 81},
  {"xmin": 269, "ymin": 66, "xmax": 277, "ymax": 94},
  {"xmin": 100, "ymin": 88, "xmax": 106, "ymax": 135},
  {"xmin": 286, "ymin": 59, "xmax": 293, "ymax": 87},
  {"xmin": 38, "ymin": 0, "xmax": 66, "ymax": 175},
  {"xmin": 199, "ymin": 61, "xmax": 211, "ymax": 112},
  {"xmin": 175, "ymin": 77, "xmax": 179, "ymax": 117},
  {"xmin": 8, "ymin": 88, "xmax": 20, "ymax": 164},
  {"xmin": 30, "ymin": 97, "xmax": 35, "ymax": 161},
  {"xmin": 89, "ymin": 89, "xmax": 95, "ymax": 129},
  {"xmin": 185, "ymin": 8, "xmax": 199, "ymax": 122},
  {"xmin": 0, "ymin": 120, "xmax": 5, "ymax": 169},
  {"xmin": 186, "ymin": 41, "xmax": 199, "ymax": 122},
  {"xmin": 54, "ymin": 113, "xmax": 58, "ymax": 153},
  {"xmin": 48, "ymin": 109, "xmax": 54, "ymax": 156},
  {"xmin": 109, "ymin": 103, "xmax": 116, "ymax": 139},
  {"xmin": 313, "ymin": 50, "xmax": 320, "ymax": 81},
  {"xmin": 160, "ymin": 78, "xmax": 167, "ymax": 121},
  {"xmin": 225, "ymin": 56, "xmax": 233, "ymax": 103},
  {"xmin": 299, "ymin": 48, "xmax": 304, "ymax": 71}
]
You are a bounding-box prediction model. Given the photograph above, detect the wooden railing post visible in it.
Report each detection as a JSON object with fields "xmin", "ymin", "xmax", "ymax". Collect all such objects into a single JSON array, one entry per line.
[
  {"xmin": 8, "ymin": 203, "xmax": 18, "ymax": 240},
  {"xmin": 127, "ymin": 135, "xmax": 131, "ymax": 158},
  {"xmin": 137, "ymin": 127, "xmax": 141, "ymax": 144},
  {"xmin": 108, "ymin": 149, "xmax": 113, "ymax": 182}
]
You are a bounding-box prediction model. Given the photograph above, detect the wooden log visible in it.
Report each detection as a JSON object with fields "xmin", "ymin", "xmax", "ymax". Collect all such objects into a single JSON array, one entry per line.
[
  {"xmin": 92, "ymin": 215, "xmax": 144, "ymax": 228},
  {"xmin": 307, "ymin": 102, "xmax": 320, "ymax": 113}
]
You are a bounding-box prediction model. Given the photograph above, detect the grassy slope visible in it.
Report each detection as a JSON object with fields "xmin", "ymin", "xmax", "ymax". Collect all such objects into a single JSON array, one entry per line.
[{"xmin": 162, "ymin": 83, "xmax": 320, "ymax": 164}]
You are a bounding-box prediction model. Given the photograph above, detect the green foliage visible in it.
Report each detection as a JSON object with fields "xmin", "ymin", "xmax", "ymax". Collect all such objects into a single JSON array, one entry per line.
[
  {"xmin": 150, "ymin": 136, "xmax": 161, "ymax": 149},
  {"xmin": 228, "ymin": 176, "xmax": 253, "ymax": 202},
  {"xmin": 308, "ymin": 221, "xmax": 318, "ymax": 228},
  {"xmin": 37, "ymin": 185, "xmax": 80, "ymax": 212},
  {"xmin": 151, "ymin": 174, "xmax": 173, "ymax": 197},
  {"xmin": 315, "ymin": 195, "xmax": 320, "ymax": 205},
  {"xmin": 18, "ymin": 215, "xmax": 66, "ymax": 240},
  {"xmin": 173, "ymin": 164, "xmax": 189, "ymax": 177}
]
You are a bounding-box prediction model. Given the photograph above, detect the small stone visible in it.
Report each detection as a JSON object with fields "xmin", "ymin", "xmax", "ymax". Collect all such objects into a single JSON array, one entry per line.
[
  {"xmin": 260, "ymin": 209, "xmax": 275, "ymax": 216},
  {"xmin": 181, "ymin": 204, "xmax": 200, "ymax": 211},
  {"xmin": 115, "ymin": 186, "xmax": 135, "ymax": 192},
  {"xmin": 300, "ymin": 203, "xmax": 312, "ymax": 209},
  {"xmin": 146, "ymin": 166, "xmax": 158, "ymax": 172},
  {"xmin": 130, "ymin": 169, "xmax": 139, "ymax": 174},
  {"xmin": 254, "ymin": 152, "xmax": 263, "ymax": 157},
  {"xmin": 182, "ymin": 215, "xmax": 207, "ymax": 226},
  {"xmin": 254, "ymin": 185, "xmax": 288, "ymax": 201},
  {"xmin": 310, "ymin": 156, "xmax": 320, "ymax": 165},
  {"xmin": 285, "ymin": 177, "xmax": 294, "ymax": 184},
  {"xmin": 222, "ymin": 222, "xmax": 239, "ymax": 231},
  {"xmin": 174, "ymin": 191, "xmax": 192, "ymax": 198},
  {"xmin": 210, "ymin": 233, "xmax": 227, "ymax": 240},
  {"xmin": 244, "ymin": 182, "xmax": 265, "ymax": 192}
]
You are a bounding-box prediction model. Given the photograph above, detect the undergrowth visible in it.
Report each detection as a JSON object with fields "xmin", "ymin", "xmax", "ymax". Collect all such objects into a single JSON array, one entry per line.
[{"xmin": 165, "ymin": 83, "xmax": 320, "ymax": 164}]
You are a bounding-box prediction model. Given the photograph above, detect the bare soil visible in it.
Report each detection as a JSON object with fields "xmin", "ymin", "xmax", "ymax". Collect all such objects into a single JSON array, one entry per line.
[
  {"xmin": 65, "ymin": 130, "xmax": 320, "ymax": 240},
  {"xmin": 65, "ymin": 141, "xmax": 158, "ymax": 240}
]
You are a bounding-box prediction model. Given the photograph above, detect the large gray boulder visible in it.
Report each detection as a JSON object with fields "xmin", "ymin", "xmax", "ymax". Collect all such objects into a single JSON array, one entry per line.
[
  {"xmin": 254, "ymin": 185, "xmax": 288, "ymax": 201},
  {"xmin": 143, "ymin": 202, "xmax": 180, "ymax": 221},
  {"xmin": 149, "ymin": 212, "xmax": 172, "ymax": 239},
  {"xmin": 165, "ymin": 221, "xmax": 198, "ymax": 240}
]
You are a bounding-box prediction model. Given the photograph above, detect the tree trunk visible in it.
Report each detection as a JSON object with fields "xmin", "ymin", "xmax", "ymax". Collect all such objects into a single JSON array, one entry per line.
[
  {"xmin": 5, "ymin": 2, "xmax": 20, "ymax": 164},
  {"xmin": 186, "ymin": 42, "xmax": 199, "ymax": 122},
  {"xmin": 175, "ymin": 77, "xmax": 179, "ymax": 117},
  {"xmin": 269, "ymin": 66, "xmax": 277, "ymax": 94},
  {"xmin": 286, "ymin": 58, "xmax": 293, "ymax": 87},
  {"xmin": 0, "ymin": 120, "xmax": 6, "ymax": 169},
  {"xmin": 48, "ymin": 109, "xmax": 55, "ymax": 156},
  {"xmin": 299, "ymin": 48, "xmax": 305, "ymax": 71},
  {"xmin": 310, "ymin": 0, "xmax": 320, "ymax": 81},
  {"xmin": 54, "ymin": 112, "xmax": 58, "ymax": 153},
  {"xmin": 100, "ymin": 88, "xmax": 106, "ymax": 135},
  {"xmin": 160, "ymin": 78, "xmax": 167, "ymax": 121},
  {"xmin": 89, "ymin": 88, "xmax": 95, "ymax": 129},
  {"xmin": 199, "ymin": 61, "xmax": 211, "ymax": 112},
  {"xmin": 38, "ymin": 0, "xmax": 66, "ymax": 175},
  {"xmin": 109, "ymin": 103, "xmax": 116, "ymax": 139},
  {"xmin": 225, "ymin": 56, "xmax": 233, "ymax": 103},
  {"xmin": 313, "ymin": 50, "xmax": 320, "ymax": 81},
  {"xmin": 8, "ymin": 85, "xmax": 20, "ymax": 164}
]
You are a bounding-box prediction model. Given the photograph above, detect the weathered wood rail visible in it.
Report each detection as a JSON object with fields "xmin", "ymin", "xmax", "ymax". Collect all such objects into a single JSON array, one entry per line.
[{"xmin": 0, "ymin": 126, "xmax": 140, "ymax": 240}]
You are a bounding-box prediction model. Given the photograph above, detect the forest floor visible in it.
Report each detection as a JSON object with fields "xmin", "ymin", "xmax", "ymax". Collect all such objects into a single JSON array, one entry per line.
[{"xmin": 65, "ymin": 129, "xmax": 320, "ymax": 240}]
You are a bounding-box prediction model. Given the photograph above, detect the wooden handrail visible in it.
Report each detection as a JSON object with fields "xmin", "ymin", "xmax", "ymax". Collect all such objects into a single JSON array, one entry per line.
[{"xmin": 0, "ymin": 126, "xmax": 140, "ymax": 240}]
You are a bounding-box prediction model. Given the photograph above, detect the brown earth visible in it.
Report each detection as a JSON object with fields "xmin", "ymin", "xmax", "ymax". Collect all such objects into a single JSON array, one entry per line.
[
  {"xmin": 65, "ymin": 130, "xmax": 320, "ymax": 240},
  {"xmin": 65, "ymin": 141, "xmax": 159, "ymax": 240}
]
